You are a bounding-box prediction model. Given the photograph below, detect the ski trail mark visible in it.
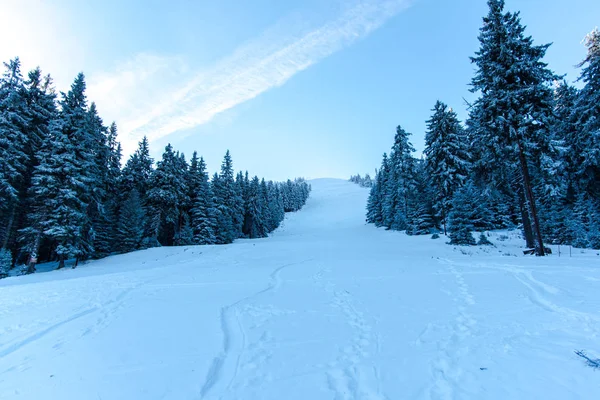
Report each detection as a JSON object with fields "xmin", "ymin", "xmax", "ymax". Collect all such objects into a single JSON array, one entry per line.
[
  {"xmin": 0, "ymin": 307, "xmax": 98, "ymax": 359},
  {"xmin": 200, "ymin": 258, "xmax": 313, "ymax": 399},
  {"xmin": 480, "ymin": 263, "xmax": 600, "ymax": 335}
]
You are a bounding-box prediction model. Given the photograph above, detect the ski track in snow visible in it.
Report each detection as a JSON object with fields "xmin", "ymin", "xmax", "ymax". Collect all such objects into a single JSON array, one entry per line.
[
  {"xmin": 200, "ymin": 258, "xmax": 313, "ymax": 399},
  {"xmin": 0, "ymin": 307, "xmax": 98, "ymax": 359},
  {"xmin": 0, "ymin": 274, "xmax": 163, "ymax": 363},
  {"xmin": 480, "ymin": 263, "xmax": 600, "ymax": 336}
]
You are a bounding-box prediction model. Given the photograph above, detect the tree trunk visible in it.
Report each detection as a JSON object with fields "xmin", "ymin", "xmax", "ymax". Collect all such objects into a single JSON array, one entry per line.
[
  {"xmin": 442, "ymin": 205, "xmax": 447, "ymax": 236},
  {"xmin": 73, "ymin": 256, "xmax": 79, "ymax": 269},
  {"xmin": 26, "ymin": 233, "xmax": 41, "ymax": 275},
  {"xmin": 1, "ymin": 206, "xmax": 16, "ymax": 250},
  {"xmin": 57, "ymin": 254, "xmax": 65, "ymax": 270},
  {"xmin": 518, "ymin": 189, "xmax": 535, "ymax": 249},
  {"xmin": 517, "ymin": 140, "xmax": 545, "ymax": 256}
]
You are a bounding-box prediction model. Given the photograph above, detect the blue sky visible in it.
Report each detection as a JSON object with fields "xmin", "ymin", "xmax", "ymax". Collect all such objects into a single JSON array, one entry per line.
[{"xmin": 2, "ymin": 0, "xmax": 598, "ymax": 181}]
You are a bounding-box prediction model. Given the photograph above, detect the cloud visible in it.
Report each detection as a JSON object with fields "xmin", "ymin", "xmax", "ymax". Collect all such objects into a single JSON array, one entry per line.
[
  {"xmin": 87, "ymin": 53, "xmax": 190, "ymax": 154},
  {"xmin": 89, "ymin": 0, "xmax": 412, "ymax": 154}
]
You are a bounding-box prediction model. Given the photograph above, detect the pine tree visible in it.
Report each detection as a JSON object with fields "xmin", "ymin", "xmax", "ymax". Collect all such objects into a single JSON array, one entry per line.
[
  {"xmin": 366, "ymin": 154, "xmax": 389, "ymax": 227},
  {"xmin": 407, "ymin": 160, "xmax": 436, "ymax": 235},
  {"xmin": 552, "ymin": 81, "xmax": 580, "ymax": 195},
  {"xmin": 120, "ymin": 136, "xmax": 153, "ymax": 199},
  {"xmin": 477, "ymin": 233, "xmax": 493, "ymax": 246},
  {"xmin": 0, "ymin": 58, "xmax": 30, "ymax": 250},
  {"xmin": 187, "ymin": 152, "xmax": 202, "ymax": 213},
  {"xmin": 15, "ymin": 69, "xmax": 57, "ymax": 271},
  {"xmin": 409, "ymin": 203, "xmax": 436, "ymax": 236},
  {"xmin": 384, "ymin": 126, "xmax": 416, "ymax": 230},
  {"xmin": 243, "ymin": 176, "xmax": 268, "ymax": 238},
  {"xmin": 470, "ymin": 0, "xmax": 558, "ymax": 255},
  {"xmin": 448, "ymin": 185, "xmax": 477, "ymax": 246},
  {"xmin": 266, "ymin": 180, "xmax": 282, "ymax": 231},
  {"xmin": 191, "ymin": 157, "xmax": 217, "ymax": 245},
  {"xmin": 212, "ymin": 172, "xmax": 235, "ymax": 244},
  {"xmin": 569, "ymin": 193, "xmax": 600, "ymax": 249},
  {"xmin": 99, "ymin": 122, "xmax": 123, "ymax": 254},
  {"xmin": 0, "ymin": 247, "xmax": 11, "ymax": 278},
  {"xmin": 213, "ymin": 151, "xmax": 242, "ymax": 243},
  {"xmin": 85, "ymin": 102, "xmax": 114, "ymax": 258},
  {"xmin": 115, "ymin": 189, "xmax": 145, "ymax": 253},
  {"xmin": 22, "ymin": 73, "xmax": 96, "ymax": 269},
  {"xmin": 424, "ymin": 101, "xmax": 470, "ymax": 234},
  {"xmin": 173, "ymin": 214, "xmax": 195, "ymax": 246},
  {"xmin": 573, "ymin": 28, "xmax": 600, "ymax": 202},
  {"xmin": 146, "ymin": 144, "xmax": 187, "ymax": 246},
  {"xmin": 274, "ymin": 184, "xmax": 285, "ymax": 225}
]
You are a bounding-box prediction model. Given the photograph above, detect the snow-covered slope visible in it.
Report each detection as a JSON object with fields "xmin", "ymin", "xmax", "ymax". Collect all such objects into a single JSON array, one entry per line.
[{"xmin": 1, "ymin": 178, "xmax": 600, "ymax": 399}]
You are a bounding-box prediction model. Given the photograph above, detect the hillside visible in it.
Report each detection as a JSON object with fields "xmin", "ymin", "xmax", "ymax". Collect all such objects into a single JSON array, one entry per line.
[{"xmin": 1, "ymin": 179, "xmax": 599, "ymax": 399}]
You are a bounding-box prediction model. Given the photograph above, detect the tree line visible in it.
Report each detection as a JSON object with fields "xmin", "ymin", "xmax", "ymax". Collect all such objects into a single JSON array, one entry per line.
[
  {"xmin": 0, "ymin": 61, "xmax": 310, "ymax": 277},
  {"xmin": 364, "ymin": 0, "xmax": 600, "ymax": 254},
  {"xmin": 349, "ymin": 174, "xmax": 373, "ymax": 188}
]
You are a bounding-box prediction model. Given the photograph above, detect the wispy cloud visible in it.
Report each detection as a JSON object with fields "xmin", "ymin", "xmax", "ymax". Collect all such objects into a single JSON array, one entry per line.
[
  {"xmin": 88, "ymin": 53, "xmax": 190, "ymax": 153},
  {"xmin": 90, "ymin": 0, "xmax": 412, "ymax": 153}
]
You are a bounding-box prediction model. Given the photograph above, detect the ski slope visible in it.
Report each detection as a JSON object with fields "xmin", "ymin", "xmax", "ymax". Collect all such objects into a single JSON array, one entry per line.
[{"xmin": 1, "ymin": 178, "xmax": 600, "ymax": 399}]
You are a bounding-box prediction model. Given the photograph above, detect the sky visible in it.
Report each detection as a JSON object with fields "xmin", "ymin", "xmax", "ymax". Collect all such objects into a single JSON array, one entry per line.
[{"xmin": 1, "ymin": 0, "xmax": 598, "ymax": 181}]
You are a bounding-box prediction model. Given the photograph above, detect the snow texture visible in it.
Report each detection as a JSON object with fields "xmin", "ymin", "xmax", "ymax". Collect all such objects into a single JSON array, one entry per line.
[{"xmin": 1, "ymin": 179, "xmax": 599, "ymax": 399}]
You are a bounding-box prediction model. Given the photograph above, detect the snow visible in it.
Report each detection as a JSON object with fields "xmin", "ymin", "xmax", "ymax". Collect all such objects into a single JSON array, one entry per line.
[{"xmin": 1, "ymin": 178, "xmax": 600, "ymax": 399}]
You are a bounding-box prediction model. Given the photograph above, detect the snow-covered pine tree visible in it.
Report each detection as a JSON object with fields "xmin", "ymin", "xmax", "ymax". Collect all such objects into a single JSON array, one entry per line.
[
  {"xmin": 350, "ymin": 174, "xmax": 374, "ymax": 188},
  {"xmin": 532, "ymin": 81, "xmax": 580, "ymax": 245},
  {"xmin": 573, "ymin": 28, "xmax": 600, "ymax": 201},
  {"xmin": 282, "ymin": 179, "xmax": 296, "ymax": 212},
  {"xmin": 117, "ymin": 137, "xmax": 153, "ymax": 250},
  {"xmin": 552, "ymin": 81, "xmax": 580, "ymax": 197},
  {"xmin": 23, "ymin": 73, "xmax": 96, "ymax": 268},
  {"xmin": 298, "ymin": 179, "xmax": 311, "ymax": 208},
  {"xmin": 236, "ymin": 171, "xmax": 250, "ymax": 236},
  {"xmin": 0, "ymin": 58, "xmax": 30, "ymax": 251},
  {"xmin": 146, "ymin": 144, "xmax": 187, "ymax": 246},
  {"xmin": 469, "ymin": 0, "xmax": 558, "ymax": 255},
  {"xmin": 216, "ymin": 151, "xmax": 243, "ymax": 241},
  {"xmin": 409, "ymin": 203, "xmax": 436, "ymax": 236},
  {"xmin": 424, "ymin": 101, "xmax": 470, "ymax": 234},
  {"xmin": 191, "ymin": 156, "xmax": 217, "ymax": 245},
  {"xmin": 120, "ymin": 136, "xmax": 153, "ymax": 200},
  {"xmin": 173, "ymin": 213, "xmax": 195, "ymax": 246},
  {"xmin": 266, "ymin": 180, "xmax": 283, "ymax": 231},
  {"xmin": 212, "ymin": 172, "xmax": 235, "ymax": 244},
  {"xmin": 274, "ymin": 183, "xmax": 285, "ymax": 225},
  {"xmin": 448, "ymin": 185, "xmax": 477, "ymax": 246},
  {"xmin": 382, "ymin": 126, "xmax": 416, "ymax": 230},
  {"xmin": 11, "ymin": 69, "xmax": 56, "ymax": 268},
  {"xmin": 366, "ymin": 154, "xmax": 389, "ymax": 227},
  {"xmin": 260, "ymin": 179, "xmax": 273, "ymax": 232},
  {"xmin": 555, "ymin": 28, "xmax": 600, "ymax": 249},
  {"xmin": 0, "ymin": 247, "xmax": 11, "ymax": 278},
  {"xmin": 103, "ymin": 122, "xmax": 122, "ymax": 247},
  {"xmin": 115, "ymin": 189, "xmax": 145, "ymax": 253},
  {"xmin": 171, "ymin": 151, "xmax": 191, "ymax": 245},
  {"xmin": 187, "ymin": 152, "xmax": 202, "ymax": 209},
  {"xmin": 85, "ymin": 102, "xmax": 115, "ymax": 258},
  {"xmin": 406, "ymin": 159, "xmax": 436, "ymax": 235},
  {"xmin": 243, "ymin": 176, "xmax": 268, "ymax": 238}
]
